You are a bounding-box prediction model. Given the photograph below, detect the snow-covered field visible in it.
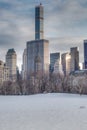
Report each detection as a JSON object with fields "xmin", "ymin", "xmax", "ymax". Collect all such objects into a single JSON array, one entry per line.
[{"xmin": 0, "ymin": 93, "xmax": 87, "ymax": 130}]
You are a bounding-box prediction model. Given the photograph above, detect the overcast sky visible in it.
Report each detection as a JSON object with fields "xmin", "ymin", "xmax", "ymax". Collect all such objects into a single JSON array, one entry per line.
[{"xmin": 0, "ymin": 0, "xmax": 87, "ymax": 70}]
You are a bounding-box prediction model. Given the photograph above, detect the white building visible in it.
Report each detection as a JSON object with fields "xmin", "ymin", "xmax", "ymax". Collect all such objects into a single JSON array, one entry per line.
[
  {"xmin": 0, "ymin": 60, "xmax": 9, "ymax": 84},
  {"xmin": 22, "ymin": 48, "xmax": 27, "ymax": 80},
  {"xmin": 6, "ymin": 49, "xmax": 17, "ymax": 81},
  {"xmin": 61, "ymin": 53, "xmax": 71, "ymax": 75}
]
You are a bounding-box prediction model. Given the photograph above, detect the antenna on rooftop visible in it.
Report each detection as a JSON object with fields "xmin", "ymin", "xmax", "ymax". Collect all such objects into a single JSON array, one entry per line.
[{"xmin": 34, "ymin": 0, "xmax": 49, "ymax": 5}]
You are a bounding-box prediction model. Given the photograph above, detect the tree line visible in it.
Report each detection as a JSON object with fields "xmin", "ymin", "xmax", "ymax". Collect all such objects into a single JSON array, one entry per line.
[{"xmin": 0, "ymin": 73, "xmax": 87, "ymax": 95}]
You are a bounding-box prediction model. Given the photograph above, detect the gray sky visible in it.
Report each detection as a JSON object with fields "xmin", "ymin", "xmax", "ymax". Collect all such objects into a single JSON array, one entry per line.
[{"xmin": 0, "ymin": 0, "xmax": 87, "ymax": 69}]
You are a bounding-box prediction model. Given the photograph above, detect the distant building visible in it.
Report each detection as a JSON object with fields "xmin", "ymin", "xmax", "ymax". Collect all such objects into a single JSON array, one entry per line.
[
  {"xmin": 6, "ymin": 49, "xmax": 17, "ymax": 81},
  {"xmin": 22, "ymin": 48, "xmax": 27, "ymax": 80},
  {"xmin": 61, "ymin": 53, "xmax": 71, "ymax": 75},
  {"xmin": 83, "ymin": 62, "xmax": 85, "ymax": 69},
  {"xmin": 50, "ymin": 53, "xmax": 62, "ymax": 74},
  {"xmin": 70, "ymin": 47, "xmax": 79, "ymax": 71},
  {"xmin": 84, "ymin": 40, "xmax": 87, "ymax": 69},
  {"xmin": 27, "ymin": 4, "xmax": 49, "ymax": 77},
  {"xmin": 0, "ymin": 60, "xmax": 9, "ymax": 84}
]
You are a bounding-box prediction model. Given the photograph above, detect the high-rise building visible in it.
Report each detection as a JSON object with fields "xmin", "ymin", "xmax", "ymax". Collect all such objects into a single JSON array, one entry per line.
[
  {"xmin": 50, "ymin": 53, "xmax": 62, "ymax": 74},
  {"xmin": 61, "ymin": 53, "xmax": 71, "ymax": 75},
  {"xmin": 27, "ymin": 39, "xmax": 49, "ymax": 77},
  {"xmin": 35, "ymin": 3, "xmax": 44, "ymax": 40},
  {"xmin": 0, "ymin": 60, "xmax": 9, "ymax": 84},
  {"xmin": 84, "ymin": 40, "xmax": 87, "ymax": 69},
  {"xmin": 22, "ymin": 48, "xmax": 27, "ymax": 80},
  {"xmin": 6, "ymin": 49, "xmax": 17, "ymax": 81},
  {"xmin": 70, "ymin": 47, "xmax": 79, "ymax": 71},
  {"xmin": 27, "ymin": 4, "xmax": 49, "ymax": 78}
]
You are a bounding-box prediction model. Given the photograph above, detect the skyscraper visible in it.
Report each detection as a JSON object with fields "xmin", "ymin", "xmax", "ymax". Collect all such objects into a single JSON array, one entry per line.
[
  {"xmin": 50, "ymin": 53, "xmax": 62, "ymax": 74},
  {"xmin": 61, "ymin": 53, "xmax": 71, "ymax": 75},
  {"xmin": 27, "ymin": 39, "xmax": 49, "ymax": 77},
  {"xmin": 35, "ymin": 3, "xmax": 44, "ymax": 40},
  {"xmin": 70, "ymin": 47, "xmax": 79, "ymax": 71},
  {"xmin": 6, "ymin": 49, "xmax": 17, "ymax": 81},
  {"xmin": 22, "ymin": 48, "xmax": 27, "ymax": 80},
  {"xmin": 84, "ymin": 40, "xmax": 87, "ymax": 69},
  {"xmin": 27, "ymin": 4, "xmax": 49, "ymax": 77}
]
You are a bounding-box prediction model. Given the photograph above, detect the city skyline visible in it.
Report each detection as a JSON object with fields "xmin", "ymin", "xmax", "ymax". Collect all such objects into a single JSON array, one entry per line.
[{"xmin": 0, "ymin": 0, "xmax": 87, "ymax": 69}]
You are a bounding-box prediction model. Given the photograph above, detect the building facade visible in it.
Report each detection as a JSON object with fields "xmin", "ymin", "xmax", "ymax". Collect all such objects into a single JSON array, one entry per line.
[
  {"xmin": 0, "ymin": 60, "xmax": 9, "ymax": 84},
  {"xmin": 84, "ymin": 40, "xmax": 87, "ymax": 69},
  {"xmin": 50, "ymin": 53, "xmax": 62, "ymax": 74},
  {"xmin": 6, "ymin": 49, "xmax": 17, "ymax": 81},
  {"xmin": 27, "ymin": 39, "xmax": 49, "ymax": 77},
  {"xmin": 70, "ymin": 47, "xmax": 79, "ymax": 71},
  {"xmin": 61, "ymin": 53, "xmax": 71, "ymax": 75},
  {"xmin": 22, "ymin": 48, "xmax": 27, "ymax": 80}
]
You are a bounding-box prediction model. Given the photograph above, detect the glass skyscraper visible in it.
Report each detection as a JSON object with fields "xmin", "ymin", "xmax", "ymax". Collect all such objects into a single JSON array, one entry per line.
[
  {"xmin": 50, "ymin": 53, "xmax": 60, "ymax": 72},
  {"xmin": 35, "ymin": 3, "xmax": 44, "ymax": 40}
]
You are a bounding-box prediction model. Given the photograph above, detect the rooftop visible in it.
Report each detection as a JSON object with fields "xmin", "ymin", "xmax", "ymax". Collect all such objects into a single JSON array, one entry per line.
[{"xmin": 7, "ymin": 48, "xmax": 16, "ymax": 54}]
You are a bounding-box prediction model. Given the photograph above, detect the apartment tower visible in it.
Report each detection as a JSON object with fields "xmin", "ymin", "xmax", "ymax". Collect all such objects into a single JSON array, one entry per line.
[
  {"xmin": 27, "ymin": 4, "xmax": 49, "ymax": 78},
  {"xmin": 6, "ymin": 49, "xmax": 17, "ymax": 81}
]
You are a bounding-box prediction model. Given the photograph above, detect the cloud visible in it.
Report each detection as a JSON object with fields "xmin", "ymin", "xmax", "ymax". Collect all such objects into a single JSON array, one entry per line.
[
  {"xmin": 0, "ymin": 0, "xmax": 87, "ymax": 70},
  {"xmin": 45, "ymin": 0, "xmax": 87, "ymax": 37}
]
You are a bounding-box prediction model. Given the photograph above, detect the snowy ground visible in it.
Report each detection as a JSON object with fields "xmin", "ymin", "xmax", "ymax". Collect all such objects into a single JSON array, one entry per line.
[{"xmin": 0, "ymin": 93, "xmax": 87, "ymax": 130}]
